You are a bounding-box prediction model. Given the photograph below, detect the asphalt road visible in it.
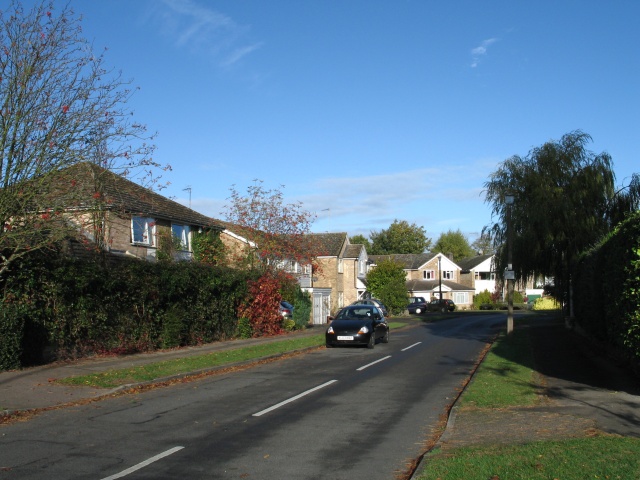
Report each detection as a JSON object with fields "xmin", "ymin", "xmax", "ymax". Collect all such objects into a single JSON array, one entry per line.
[{"xmin": 0, "ymin": 314, "xmax": 505, "ymax": 480}]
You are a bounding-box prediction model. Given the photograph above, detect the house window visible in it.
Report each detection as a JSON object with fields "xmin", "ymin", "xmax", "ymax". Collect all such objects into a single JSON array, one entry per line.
[
  {"xmin": 423, "ymin": 270, "xmax": 435, "ymax": 280},
  {"xmin": 338, "ymin": 292, "xmax": 344, "ymax": 308},
  {"xmin": 171, "ymin": 224, "xmax": 191, "ymax": 251},
  {"xmin": 338, "ymin": 258, "xmax": 344, "ymax": 273},
  {"xmin": 453, "ymin": 292, "xmax": 469, "ymax": 304},
  {"xmin": 443, "ymin": 271, "xmax": 453, "ymax": 280},
  {"xmin": 358, "ymin": 257, "xmax": 366, "ymax": 276},
  {"xmin": 132, "ymin": 217, "xmax": 156, "ymax": 246},
  {"xmin": 476, "ymin": 272, "xmax": 496, "ymax": 280}
]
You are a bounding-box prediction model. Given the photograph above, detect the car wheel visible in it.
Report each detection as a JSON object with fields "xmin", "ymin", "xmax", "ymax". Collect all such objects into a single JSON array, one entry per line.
[
  {"xmin": 367, "ymin": 333, "xmax": 375, "ymax": 349},
  {"xmin": 326, "ymin": 343, "xmax": 334, "ymax": 348},
  {"xmin": 382, "ymin": 329, "xmax": 389, "ymax": 343},
  {"xmin": 441, "ymin": 306, "xmax": 447, "ymax": 313},
  {"xmin": 415, "ymin": 307, "xmax": 422, "ymax": 314}
]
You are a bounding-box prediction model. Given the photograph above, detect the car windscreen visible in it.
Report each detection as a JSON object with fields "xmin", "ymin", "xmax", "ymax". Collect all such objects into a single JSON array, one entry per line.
[{"xmin": 336, "ymin": 307, "xmax": 376, "ymax": 319}]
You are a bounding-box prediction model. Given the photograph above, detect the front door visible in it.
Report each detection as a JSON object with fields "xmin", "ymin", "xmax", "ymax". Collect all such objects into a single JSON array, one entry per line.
[{"xmin": 312, "ymin": 289, "xmax": 331, "ymax": 324}]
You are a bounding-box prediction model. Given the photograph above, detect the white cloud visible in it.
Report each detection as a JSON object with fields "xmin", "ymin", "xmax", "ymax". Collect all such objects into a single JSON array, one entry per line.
[
  {"xmin": 470, "ymin": 38, "xmax": 498, "ymax": 68},
  {"xmin": 221, "ymin": 42, "xmax": 265, "ymax": 67},
  {"xmin": 185, "ymin": 160, "xmax": 495, "ymax": 239},
  {"xmin": 152, "ymin": 0, "xmax": 261, "ymax": 66}
]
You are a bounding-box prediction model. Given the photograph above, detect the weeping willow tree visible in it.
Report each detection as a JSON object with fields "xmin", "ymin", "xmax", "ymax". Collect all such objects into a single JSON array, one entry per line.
[{"xmin": 483, "ymin": 130, "xmax": 640, "ymax": 316}]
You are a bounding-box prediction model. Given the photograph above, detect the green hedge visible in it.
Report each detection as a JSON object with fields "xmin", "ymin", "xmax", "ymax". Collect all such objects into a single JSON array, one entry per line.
[
  {"xmin": 574, "ymin": 211, "xmax": 640, "ymax": 361},
  {"xmin": 0, "ymin": 250, "xmax": 254, "ymax": 370}
]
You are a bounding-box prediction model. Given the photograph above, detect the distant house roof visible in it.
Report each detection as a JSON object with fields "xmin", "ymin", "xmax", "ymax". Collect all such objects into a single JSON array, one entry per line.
[
  {"xmin": 406, "ymin": 279, "xmax": 474, "ymax": 292},
  {"xmin": 344, "ymin": 244, "xmax": 365, "ymax": 259},
  {"xmin": 369, "ymin": 253, "xmax": 437, "ymax": 270},
  {"xmin": 57, "ymin": 163, "xmax": 222, "ymax": 229},
  {"xmin": 457, "ymin": 254, "xmax": 495, "ymax": 273},
  {"xmin": 308, "ymin": 232, "xmax": 348, "ymax": 257}
]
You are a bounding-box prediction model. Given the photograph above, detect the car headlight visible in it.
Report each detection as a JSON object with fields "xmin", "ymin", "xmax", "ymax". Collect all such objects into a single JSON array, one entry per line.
[
  {"xmin": 327, "ymin": 326, "xmax": 335, "ymax": 334},
  {"xmin": 358, "ymin": 326, "xmax": 369, "ymax": 334}
]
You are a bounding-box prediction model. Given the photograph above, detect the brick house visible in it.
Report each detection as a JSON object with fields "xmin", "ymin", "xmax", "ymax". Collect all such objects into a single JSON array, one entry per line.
[
  {"xmin": 368, "ymin": 252, "xmax": 475, "ymax": 309},
  {"xmin": 297, "ymin": 233, "xmax": 368, "ymax": 323},
  {"xmin": 53, "ymin": 163, "xmax": 223, "ymax": 261}
]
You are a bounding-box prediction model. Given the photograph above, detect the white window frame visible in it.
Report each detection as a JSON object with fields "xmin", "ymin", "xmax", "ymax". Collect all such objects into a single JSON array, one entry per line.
[
  {"xmin": 131, "ymin": 216, "xmax": 156, "ymax": 246},
  {"xmin": 423, "ymin": 269, "xmax": 435, "ymax": 280},
  {"xmin": 171, "ymin": 224, "xmax": 191, "ymax": 251},
  {"xmin": 338, "ymin": 258, "xmax": 344, "ymax": 273},
  {"xmin": 453, "ymin": 292, "xmax": 469, "ymax": 304},
  {"xmin": 443, "ymin": 270, "xmax": 454, "ymax": 280},
  {"xmin": 358, "ymin": 257, "xmax": 366, "ymax": 276}
]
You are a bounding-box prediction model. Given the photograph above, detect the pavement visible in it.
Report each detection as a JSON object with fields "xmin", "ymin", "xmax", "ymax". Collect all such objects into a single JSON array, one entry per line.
[{"xmin": 2, "ymin": 314, "xmax": 640, "ymax": 472}]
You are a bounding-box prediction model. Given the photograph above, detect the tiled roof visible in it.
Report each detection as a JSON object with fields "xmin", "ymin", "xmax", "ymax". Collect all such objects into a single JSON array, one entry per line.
[
  {"xmin": 369, "ymin": 253, "xmax": 437, "ymax": 270},
  {"xmin": 406, "ymin": 279, "xmax": 474, "ymax": 292},
  {"xmin": 344, "ymin": 244, "xmax": 364, "ymax": 259},
  {"xmin": 457, "ymin": 254, "xmax": 495, "ymax": 271},
  {"xmin": 307, "ymin": 232, "xmax": 347, "ymax": 257},
  {"xmin": 57, "ymin": 163, "xmax": 222, "ymax": 229}
]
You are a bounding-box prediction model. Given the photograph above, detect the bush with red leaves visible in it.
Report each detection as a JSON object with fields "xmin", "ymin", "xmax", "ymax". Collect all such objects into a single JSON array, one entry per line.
[{"xmin": 240, "ymin": 272, "xmax": 283, "ymax": 337}]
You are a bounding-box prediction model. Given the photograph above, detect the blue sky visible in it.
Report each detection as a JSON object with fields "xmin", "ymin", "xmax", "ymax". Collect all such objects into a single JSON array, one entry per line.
[{"xmin": 40, "ymin": 1, "xmax": 640, "ymax": 243}]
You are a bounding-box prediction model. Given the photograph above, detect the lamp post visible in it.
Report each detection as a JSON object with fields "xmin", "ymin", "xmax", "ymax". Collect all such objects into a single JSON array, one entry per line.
[
  {"xmin": 505, "ymin": 194, "xmax": 515, "ymax": 334},
  {"xmin": 438, "ymin": 255, "xmax": 443, "ymax": 302}
]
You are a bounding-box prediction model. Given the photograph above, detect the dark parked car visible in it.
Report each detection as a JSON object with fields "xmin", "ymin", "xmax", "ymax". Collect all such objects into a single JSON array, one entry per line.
[
  {"xmin": 279, "ymin": 301, "xmax": 294, "ymax": 318},
  {"xmin": 426, "ymin": 298, "xmax": 456, "ymax": 313},
  {"xmin": 326, "ymin": 305, "xmax": 389, "ymax": 349},
  {"xmin": 350, "ymin": 298, "xmax": 388, "ymax": 317},
  {"xmin": 407, "ymin": 296, "xmax": 428, "ymax": 314}
]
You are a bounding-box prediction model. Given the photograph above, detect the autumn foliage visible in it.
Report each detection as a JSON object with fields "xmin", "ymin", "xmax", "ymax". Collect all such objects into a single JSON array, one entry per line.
[
  {"xmin": 239, "ymin": 271, "xmax": 283, "ymax": 337},
  {"xmin": 222, "ymin": 181, "xmax": 321, "ymax": 273}
]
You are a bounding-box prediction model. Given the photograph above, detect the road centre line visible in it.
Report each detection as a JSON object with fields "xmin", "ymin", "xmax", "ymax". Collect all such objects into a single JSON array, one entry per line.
[
  {"xmin": 100, "ymin": 446, "xmax": 184, "ymax": 480},
  {"xmin": 252, "ymin": 380, "xmax": 338, "ymax": 417},
  {"xmin": 356, "ymin": 355, "xmax": 392, "ymax": 371},
  {"xmin": 402, "ymin": 342, "xmax": 422, "ymax": 352}
]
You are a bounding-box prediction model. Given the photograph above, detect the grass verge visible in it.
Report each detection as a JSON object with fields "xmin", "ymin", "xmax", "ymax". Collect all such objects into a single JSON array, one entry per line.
[
  {"xmin": 58, "ymin": 322, "xmax": 409, "ymax": 389},
  {"xmin": 457, "ymin": 328, "xmax": 539, "ymax": 409},
  {"xmin": 58, "ymin": 334, "xmax": 325, "ymax": 388},
  {"xmin": 415, "ymin": 322, "xmax": 640, "ymax": 479},
  {"xmin": 416, "ymin": 436, "xmax": 640, "ymax": 479}
]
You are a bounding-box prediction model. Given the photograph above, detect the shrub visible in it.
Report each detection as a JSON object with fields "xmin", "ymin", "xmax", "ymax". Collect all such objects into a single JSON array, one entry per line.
[
  {"xmin": 161, "ymin": 306, "xmax": 185, "ymax": 349},
  {"xmin": 282, "ymin": 318, "xmax": 296, "ymax": 331},
  {"xmin": 292, "ymin": 289, "xmax": 312, "ymax": 329},
  {"xmin": 533, "ymin": 297, "xmax": 560, "ymax": 310},
  {"xmin": 236, "ymin": 318, "xmax": 252, "ymax": 339},
  {"xmin": 0, "ymin": 248, "xmax": 252, "ymax": 370},
  {"xmin": 0, "ymin": 302, "xmax": 26, "ymax": 370},
  {"xmin": 239, "ymin": 271, "xmax": 283, "ymax": 337},
  {"xmin": 574, "ymin": 211, "xmax": 640, "ymax": 360},
  {"xmin": 474, "ymin": 290, "xmax": 493, "ymax": 309}
]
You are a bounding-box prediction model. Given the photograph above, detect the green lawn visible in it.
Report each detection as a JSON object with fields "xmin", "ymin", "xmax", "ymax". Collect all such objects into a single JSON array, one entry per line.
[
  {"xmin": 417, "ymin": 436, "xmax": 640, "ymax": 480},
  {"xmin": 457, "ymin": 328, "xmax": 539, "ymax": 409},
  {"xmin": 415, "ymin": 321, "xmax": 640, "ymax": 480}
]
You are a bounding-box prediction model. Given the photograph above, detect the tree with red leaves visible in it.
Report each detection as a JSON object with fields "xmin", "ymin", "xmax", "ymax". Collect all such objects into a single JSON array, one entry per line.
[
  {"xmin": 223, "ymin": 180, "xmax": 323, "ymax": 334},
  {"xmin": 222, "ymin": 180, "xmax": 321, "ymax": 273}
]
